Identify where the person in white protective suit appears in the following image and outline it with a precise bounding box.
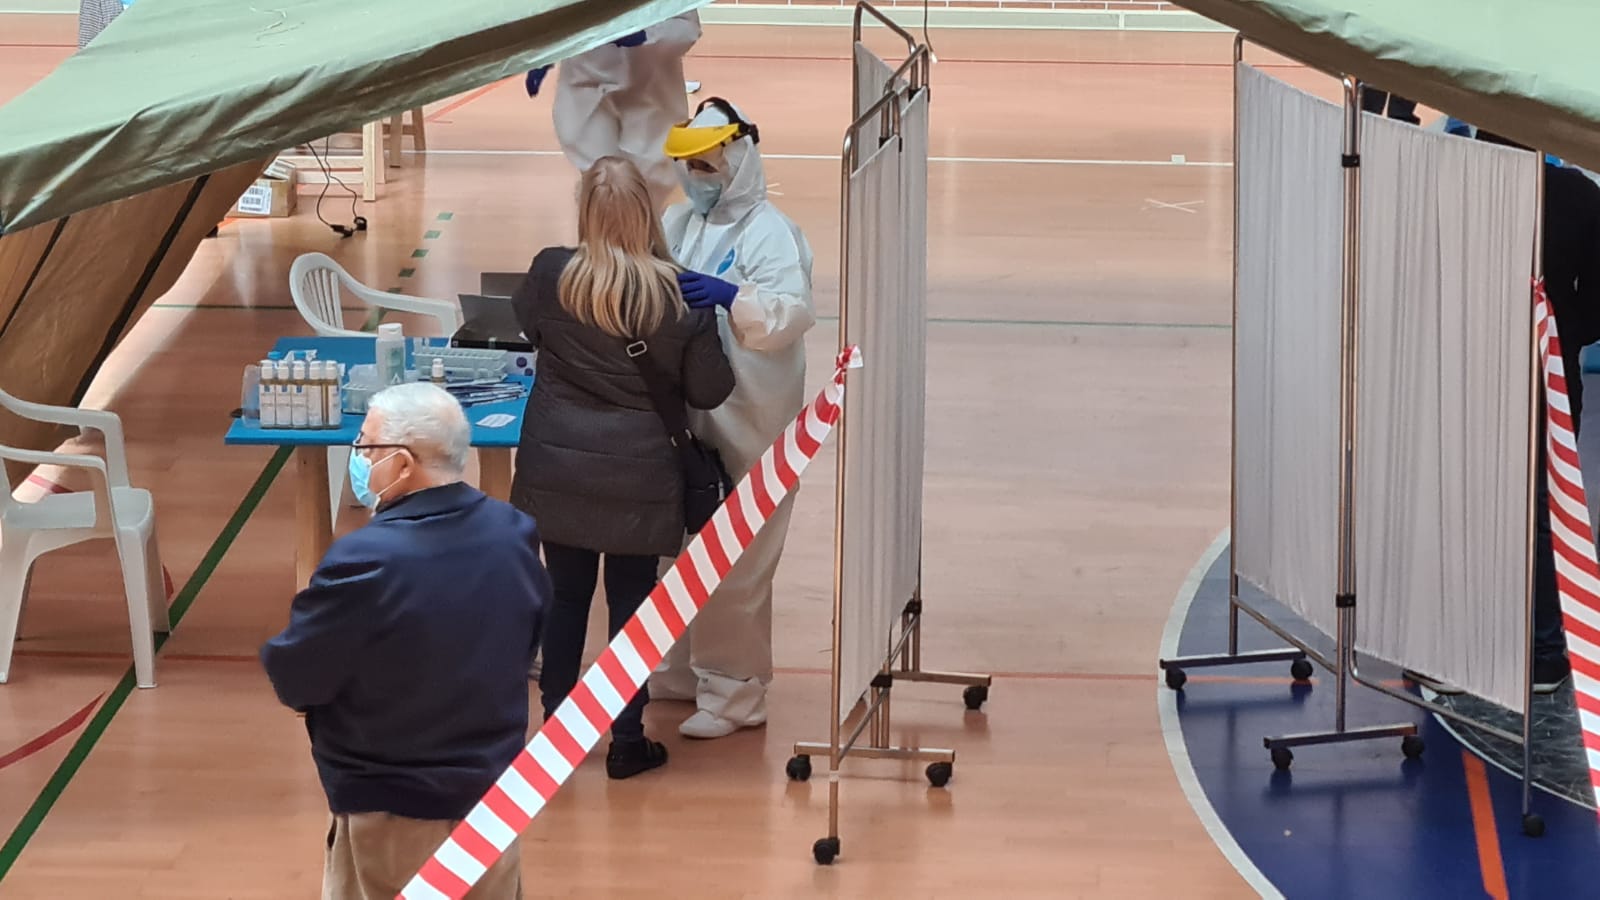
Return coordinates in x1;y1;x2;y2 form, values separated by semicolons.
525;12;701;212
650;98;817;739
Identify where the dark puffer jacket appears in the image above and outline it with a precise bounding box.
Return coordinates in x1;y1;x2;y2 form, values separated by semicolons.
510;247;734;557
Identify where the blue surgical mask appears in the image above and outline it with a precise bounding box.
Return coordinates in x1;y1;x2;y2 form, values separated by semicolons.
684;175;723;216
348;450;399;509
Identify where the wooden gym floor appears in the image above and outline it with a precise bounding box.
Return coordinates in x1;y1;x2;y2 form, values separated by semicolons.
0;17;1348;898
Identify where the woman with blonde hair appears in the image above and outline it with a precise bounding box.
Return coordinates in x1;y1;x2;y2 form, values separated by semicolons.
510;156;734;779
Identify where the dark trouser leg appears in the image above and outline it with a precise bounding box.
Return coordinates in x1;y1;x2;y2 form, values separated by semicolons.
1533;371;1581;665
602;553;662;743
1533;436;1567;664
539;542;600;721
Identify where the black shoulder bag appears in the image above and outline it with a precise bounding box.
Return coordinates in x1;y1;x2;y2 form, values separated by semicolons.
626;338;734;534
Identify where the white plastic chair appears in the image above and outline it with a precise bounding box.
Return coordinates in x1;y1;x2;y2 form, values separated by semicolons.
0;392;168;689
289;252;462;338
288;252;464;519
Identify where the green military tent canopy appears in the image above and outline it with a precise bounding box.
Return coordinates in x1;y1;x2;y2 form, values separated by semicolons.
0;0;705;233
0;0;703;460
1179;0;1600;171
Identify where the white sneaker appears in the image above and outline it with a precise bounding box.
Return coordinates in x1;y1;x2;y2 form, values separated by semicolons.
679;707;767;740
685;80;702;94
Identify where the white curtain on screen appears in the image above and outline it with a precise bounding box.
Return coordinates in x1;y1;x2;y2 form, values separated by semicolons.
1232;63;1345;640
836;76;930;716
1353;115;1538;712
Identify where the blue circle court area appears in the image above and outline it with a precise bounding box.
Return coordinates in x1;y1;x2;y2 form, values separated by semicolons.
1159;536;1600;900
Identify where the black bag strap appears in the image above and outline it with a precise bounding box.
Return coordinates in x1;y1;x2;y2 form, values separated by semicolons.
624;338;693;449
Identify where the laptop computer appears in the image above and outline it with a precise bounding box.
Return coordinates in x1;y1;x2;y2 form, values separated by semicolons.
453;293;533;352
479;272;526;299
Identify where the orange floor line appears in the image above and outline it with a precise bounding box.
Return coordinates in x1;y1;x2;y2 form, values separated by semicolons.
1463;751;1511;900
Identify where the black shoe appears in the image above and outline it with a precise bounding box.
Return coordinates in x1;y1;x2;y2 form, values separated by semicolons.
1534;656;1571;695
606;738;668;780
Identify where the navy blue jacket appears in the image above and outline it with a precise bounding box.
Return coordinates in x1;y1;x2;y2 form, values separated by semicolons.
260;482;549;821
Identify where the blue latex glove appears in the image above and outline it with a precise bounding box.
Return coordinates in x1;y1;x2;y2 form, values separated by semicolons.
525;66;551;97
677;270;739;310
613;30;647;48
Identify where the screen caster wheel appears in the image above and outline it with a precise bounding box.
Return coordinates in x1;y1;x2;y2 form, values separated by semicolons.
963;685;989;710
786;755;812;782
1271;747;1293;771
1165;667;1187;690
1401;735;1425;760
926;762;953;788
1290;658;1314;681
1523;814;1545;838
813;837;840;865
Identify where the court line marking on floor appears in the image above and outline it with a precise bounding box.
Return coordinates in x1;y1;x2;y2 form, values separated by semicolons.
1156;529;1285;900
691;52;1305;71
1463;751;1511;900
1144;198;1204;213
0;447;290;883
0;695;102;773
148;303;364;311
0;44;1307;73
408;148;1233;168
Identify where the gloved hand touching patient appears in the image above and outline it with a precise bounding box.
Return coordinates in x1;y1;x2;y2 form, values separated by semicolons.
677;271;739;311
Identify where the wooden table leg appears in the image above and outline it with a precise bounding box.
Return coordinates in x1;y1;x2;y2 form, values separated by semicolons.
478;448;513;501
295;447;334;588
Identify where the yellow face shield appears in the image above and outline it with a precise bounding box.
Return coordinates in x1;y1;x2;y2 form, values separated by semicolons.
664;123;741;160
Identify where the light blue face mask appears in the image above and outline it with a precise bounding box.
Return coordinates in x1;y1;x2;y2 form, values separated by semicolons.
348;449;400;509
684;174;724;216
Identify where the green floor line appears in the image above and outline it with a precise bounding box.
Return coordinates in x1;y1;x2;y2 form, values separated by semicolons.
0;446;291;883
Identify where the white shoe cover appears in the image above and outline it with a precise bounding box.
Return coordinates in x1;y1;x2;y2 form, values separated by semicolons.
679;705;767;739
678;673;767;739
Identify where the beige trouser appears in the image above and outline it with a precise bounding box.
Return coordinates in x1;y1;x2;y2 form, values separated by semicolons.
323;812;522;900
654;493;795;718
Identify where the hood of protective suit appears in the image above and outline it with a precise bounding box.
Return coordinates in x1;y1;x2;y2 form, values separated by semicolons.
675;101;768;226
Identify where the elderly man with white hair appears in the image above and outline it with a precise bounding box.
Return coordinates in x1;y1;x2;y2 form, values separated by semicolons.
262;383;550;900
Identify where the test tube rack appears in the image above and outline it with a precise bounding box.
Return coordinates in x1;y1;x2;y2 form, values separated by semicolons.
414;346;513;381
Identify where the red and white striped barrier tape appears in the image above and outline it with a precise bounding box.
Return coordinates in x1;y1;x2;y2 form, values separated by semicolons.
398;346;864;900
1534;280;1600;809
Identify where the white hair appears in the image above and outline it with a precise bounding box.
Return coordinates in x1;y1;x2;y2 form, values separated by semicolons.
366;382;470;476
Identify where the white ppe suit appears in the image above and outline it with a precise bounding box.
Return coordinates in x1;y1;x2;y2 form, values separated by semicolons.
551;12;701;211
652;105;817;737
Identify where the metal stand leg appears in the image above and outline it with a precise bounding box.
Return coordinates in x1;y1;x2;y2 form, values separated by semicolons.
1521;157;1549;839
1157;34;1310;693
1158;590;1314;691
1260;77;1418;769
893;595;994;709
